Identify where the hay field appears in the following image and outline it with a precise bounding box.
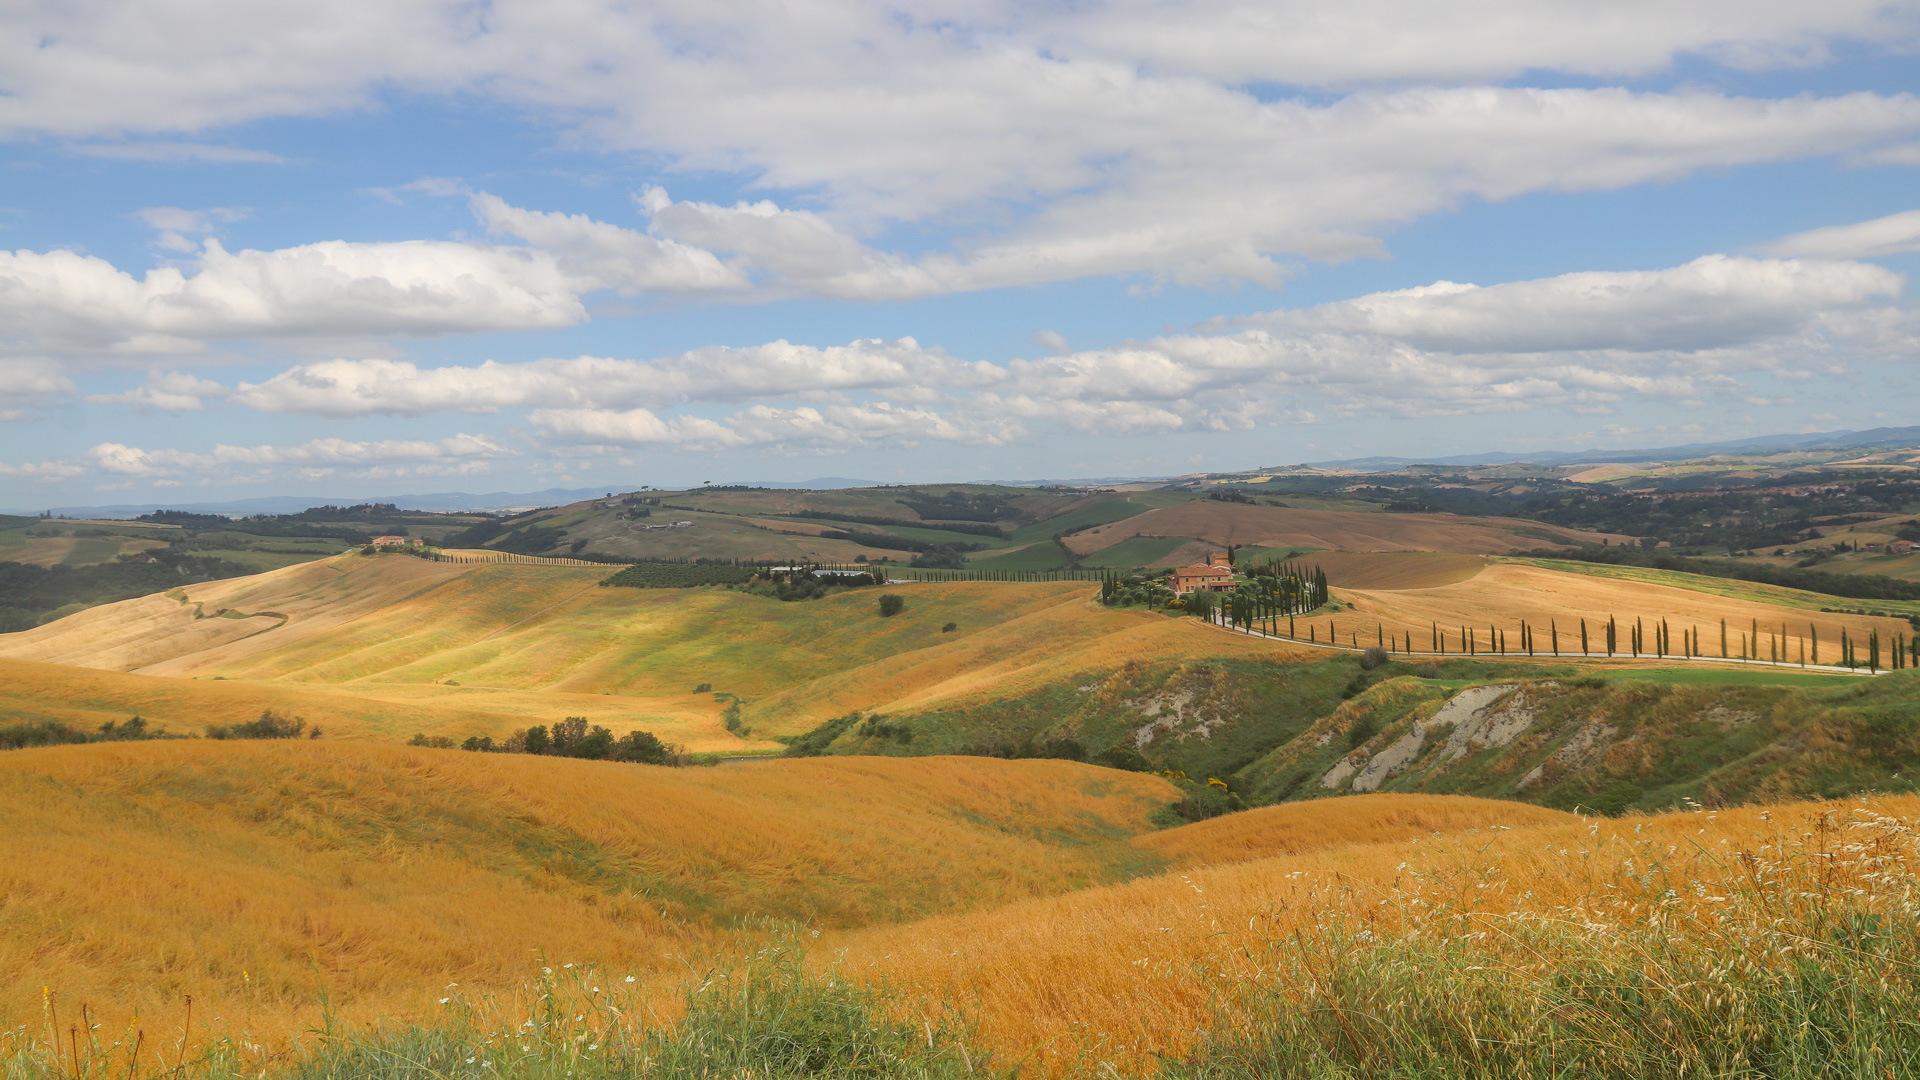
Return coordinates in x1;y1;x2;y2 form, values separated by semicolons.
831;793;1920;1074
0;742;1176;1039
1312;550;1489;589
1330;560;1909;660
1064;501;1626;557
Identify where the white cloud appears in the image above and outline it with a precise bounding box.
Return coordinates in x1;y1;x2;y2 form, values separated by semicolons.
0;239;587;353
1758;210;1920;259
136;205;250;253
156;253;1908;444
1242;255;1904;352
226;338;997;416
0;457;85;480
5;5;1920;301
87;433;511;478
85;370;230;411
0;358;78;419
529;401;1016;451
470;193;746;296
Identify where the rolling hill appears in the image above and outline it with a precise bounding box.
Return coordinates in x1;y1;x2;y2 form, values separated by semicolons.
0;552;1304;749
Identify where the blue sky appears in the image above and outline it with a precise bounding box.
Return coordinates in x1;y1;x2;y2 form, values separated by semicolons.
3;1;1920;509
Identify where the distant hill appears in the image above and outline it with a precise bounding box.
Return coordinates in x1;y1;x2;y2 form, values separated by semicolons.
1301;425;1920;471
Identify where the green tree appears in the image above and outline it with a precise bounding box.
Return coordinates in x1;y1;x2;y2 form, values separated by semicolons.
878;593;905;617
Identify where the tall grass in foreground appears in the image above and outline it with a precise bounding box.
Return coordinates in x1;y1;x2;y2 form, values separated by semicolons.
3;944;988;1080
1165;803;1920;1079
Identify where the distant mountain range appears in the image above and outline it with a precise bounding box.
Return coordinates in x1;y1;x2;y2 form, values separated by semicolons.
15;427;1919;518
1302;426;1920;471
14;478;886;519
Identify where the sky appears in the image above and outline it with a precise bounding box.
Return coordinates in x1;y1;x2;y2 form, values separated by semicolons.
3;1;1920;509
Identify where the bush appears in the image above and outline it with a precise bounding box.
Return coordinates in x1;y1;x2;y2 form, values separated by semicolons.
942;621;958;632
1414;661;1444;678
1359;645;1390;669
878;593;905;617
407;733;455;749
207;710;310;739
1346;713;1381;748
1091;745;1154;772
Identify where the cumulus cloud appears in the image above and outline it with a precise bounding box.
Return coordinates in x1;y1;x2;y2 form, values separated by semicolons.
0;239;587;353
133;252;1904;447
226;338;998;416
0;358;78;419
86;433;511;478
1758;210;1920;259
85;370;230;411
531;401;1018;451
1241;255;1904;352
5;5;1920;302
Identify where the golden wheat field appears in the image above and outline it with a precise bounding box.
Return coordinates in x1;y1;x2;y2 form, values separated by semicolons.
15;733;1909;1078
830;793;1920;1073
0;742;1176;1039
1326;560;1908;660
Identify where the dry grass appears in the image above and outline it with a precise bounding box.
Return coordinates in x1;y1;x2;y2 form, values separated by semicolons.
1333;559;1909;659
1308;551;1489;590
1065;503;1626;557
829;792;1920;1075
1133;793;1572;869
0;742;1175;1044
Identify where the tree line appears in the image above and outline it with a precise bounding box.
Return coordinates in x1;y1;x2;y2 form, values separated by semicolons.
416;716;683;765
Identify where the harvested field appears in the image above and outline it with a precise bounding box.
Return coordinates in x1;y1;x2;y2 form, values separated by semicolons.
1065;501;1627;557
1328;560;1909;659
1311;550;1488;589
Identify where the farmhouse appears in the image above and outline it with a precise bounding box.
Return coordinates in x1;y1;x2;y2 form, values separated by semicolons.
1168;552;1235;595
371;535;419;547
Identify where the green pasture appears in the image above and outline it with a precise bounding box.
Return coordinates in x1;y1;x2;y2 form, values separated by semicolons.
969;541;1071;571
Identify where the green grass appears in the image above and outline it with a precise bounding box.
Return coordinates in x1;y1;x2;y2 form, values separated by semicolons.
1004;493;1174;545
0;530;23;550
968;541;1071;571
1519;556;1920;616
56;538;121;566
1602;666;1867;687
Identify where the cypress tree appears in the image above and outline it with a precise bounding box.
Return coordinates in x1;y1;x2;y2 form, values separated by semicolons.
1810;624;1818;665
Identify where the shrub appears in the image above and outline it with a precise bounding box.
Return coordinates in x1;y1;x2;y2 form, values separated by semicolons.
407;733;456;749
1414;661;1444;678
1091;745;1153;772
207;710;309;739
1359;645;1390;669
942;621;958;632
694;682;713;692
615;728;676;764
460;735;495;752
1346;713;1381;748
878;593;905;617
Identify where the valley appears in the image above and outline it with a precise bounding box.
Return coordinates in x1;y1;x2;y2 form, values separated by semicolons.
9;450;1920;1077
